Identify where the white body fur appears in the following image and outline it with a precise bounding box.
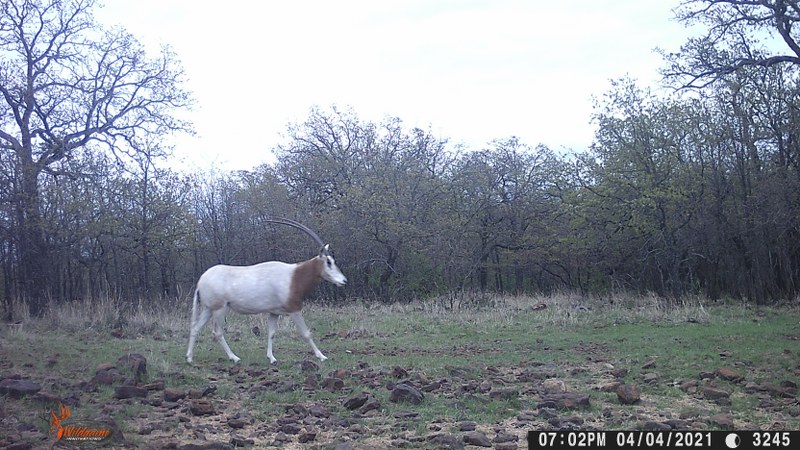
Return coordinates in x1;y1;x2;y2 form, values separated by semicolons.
186;244;346;364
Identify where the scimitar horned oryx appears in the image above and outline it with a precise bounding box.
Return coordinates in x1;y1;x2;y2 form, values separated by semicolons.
186;218;346;364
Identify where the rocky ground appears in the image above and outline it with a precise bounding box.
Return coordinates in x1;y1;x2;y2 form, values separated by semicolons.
1;342;798;449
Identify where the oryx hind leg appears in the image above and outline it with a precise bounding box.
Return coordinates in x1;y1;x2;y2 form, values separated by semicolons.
211;307;240;363
186;306;212;364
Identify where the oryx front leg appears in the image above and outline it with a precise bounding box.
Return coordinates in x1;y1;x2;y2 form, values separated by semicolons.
212;308;240;363
266;313;279;364
289;312;327;362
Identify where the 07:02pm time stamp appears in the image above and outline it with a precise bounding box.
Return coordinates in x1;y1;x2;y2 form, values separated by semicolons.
528;431;798;450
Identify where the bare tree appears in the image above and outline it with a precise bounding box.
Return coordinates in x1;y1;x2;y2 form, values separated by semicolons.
663;0;800;88
0;0;193;314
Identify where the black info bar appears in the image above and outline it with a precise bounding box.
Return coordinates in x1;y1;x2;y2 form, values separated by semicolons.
528;431;798;450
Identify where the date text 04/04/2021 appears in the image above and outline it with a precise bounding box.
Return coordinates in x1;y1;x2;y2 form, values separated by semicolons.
528;431;798;450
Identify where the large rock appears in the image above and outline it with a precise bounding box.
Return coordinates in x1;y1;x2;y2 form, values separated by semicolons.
390;383;424;404
113;385;148;399
343;392;370;410
164;388;186;402
616;384;641;404
703;386;731;400
537;393;590;410
117;353;147;383
322;377;344;392
91;366;123;386
542;378;567;394
716;367;744;382
0;379;41;399
463;431;492;447
189;399;215;416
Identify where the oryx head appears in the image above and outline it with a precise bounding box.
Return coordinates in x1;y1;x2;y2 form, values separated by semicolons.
266;218;347;286
318;243;347;286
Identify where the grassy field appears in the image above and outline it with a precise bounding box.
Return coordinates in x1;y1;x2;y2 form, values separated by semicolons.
1;293;799;449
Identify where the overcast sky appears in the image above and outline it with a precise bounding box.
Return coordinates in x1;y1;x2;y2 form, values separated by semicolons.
95;0;693;171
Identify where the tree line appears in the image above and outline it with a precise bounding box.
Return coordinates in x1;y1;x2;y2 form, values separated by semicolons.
2;0;800;317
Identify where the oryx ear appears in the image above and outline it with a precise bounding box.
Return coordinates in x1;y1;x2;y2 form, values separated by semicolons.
319;244;330;257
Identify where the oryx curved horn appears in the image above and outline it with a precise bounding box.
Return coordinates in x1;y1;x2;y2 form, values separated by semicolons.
265;218;325;249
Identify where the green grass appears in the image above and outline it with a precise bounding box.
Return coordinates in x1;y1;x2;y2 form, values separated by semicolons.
1;293;799;448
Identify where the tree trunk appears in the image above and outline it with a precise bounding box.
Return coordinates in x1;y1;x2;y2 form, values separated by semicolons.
16;159;50;315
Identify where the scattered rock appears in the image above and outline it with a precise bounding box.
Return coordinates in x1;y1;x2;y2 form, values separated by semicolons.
309;404;330;418
537;393;590;410
272;432;290;445
299;359;319;372
542;378;567;394
598;381;622;392
716;367;744;382
494;443;518;450
427;433;464;449
331;368;350;379
391;366;409;378
230;434;255;447
616;384;640;404
279;422;302;434
360;398;381;415
642;372;659;383
393;410;419;419
96;362;115;372
303;374;319;389
489;388;518;400
189;399;215;416
708;414;735;430
298;431;317;443
549;416;584;429
187;388;204;399
493;431;519;443
390;383;424;404
703;386;731;400
679;379;699;393
0;379;41;399
142;380;164;391
343;392;370;410
641;359;657;369
463;431;492;447
665;419;690;430
611;368;629;378
422;380;444;392
113;385;148;399
164;388;186;402
322;377;344;392
640;421;672;431
459;421;477;431
227;418;247;429
391;438;412;447
699;370;716;380
91;366;123;386
117;353;147;383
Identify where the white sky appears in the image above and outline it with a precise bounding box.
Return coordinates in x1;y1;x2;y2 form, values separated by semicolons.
95;0;692;171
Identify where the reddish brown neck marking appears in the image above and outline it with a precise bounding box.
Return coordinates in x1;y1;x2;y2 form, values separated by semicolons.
286;257;323;313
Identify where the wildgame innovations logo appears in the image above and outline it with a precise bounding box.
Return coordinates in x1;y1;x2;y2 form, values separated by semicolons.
49;402;113;444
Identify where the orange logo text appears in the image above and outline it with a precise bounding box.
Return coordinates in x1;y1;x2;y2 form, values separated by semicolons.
50;403;112;442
